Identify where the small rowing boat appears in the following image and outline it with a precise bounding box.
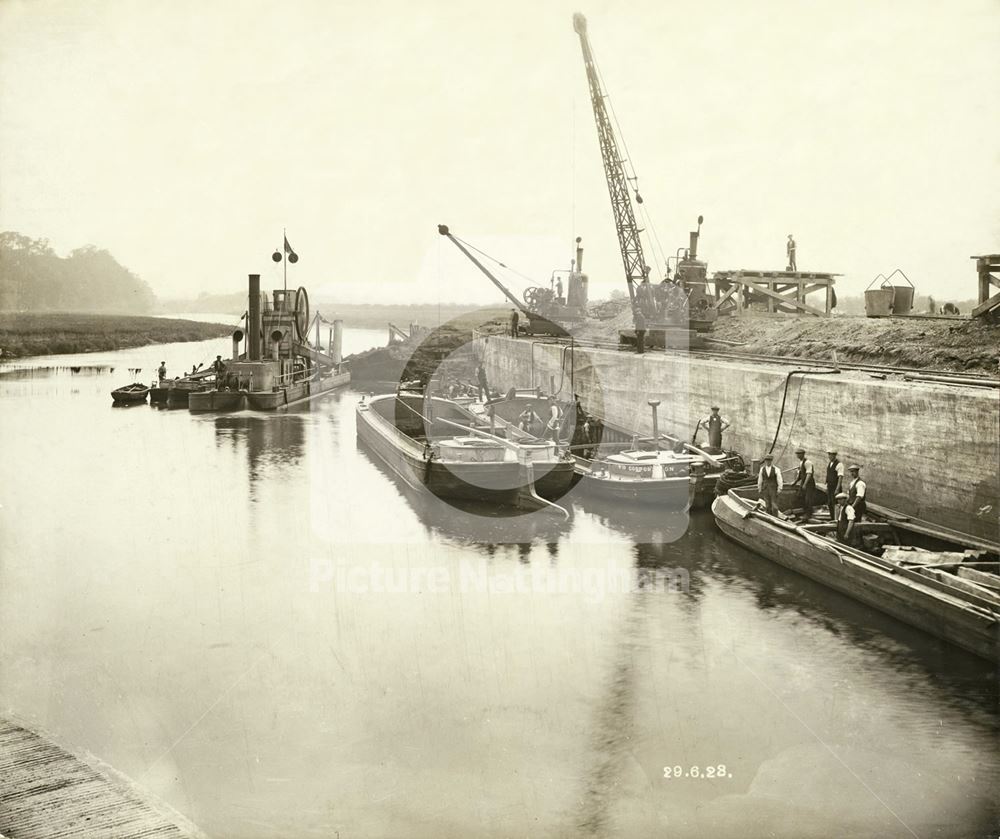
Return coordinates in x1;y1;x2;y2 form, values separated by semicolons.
110;383;149;405
713;485;1000;661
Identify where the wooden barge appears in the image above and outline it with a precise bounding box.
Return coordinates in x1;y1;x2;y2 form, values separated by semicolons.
356;392;573;511
713;486;1000;661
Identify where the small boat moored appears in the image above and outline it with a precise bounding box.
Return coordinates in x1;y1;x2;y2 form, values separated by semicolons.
712;485;1000;662
110;383;150;405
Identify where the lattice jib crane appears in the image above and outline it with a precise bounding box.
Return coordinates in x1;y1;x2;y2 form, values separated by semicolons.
572;12;647;306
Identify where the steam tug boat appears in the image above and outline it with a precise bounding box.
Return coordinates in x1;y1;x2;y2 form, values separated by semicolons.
190;274;350;412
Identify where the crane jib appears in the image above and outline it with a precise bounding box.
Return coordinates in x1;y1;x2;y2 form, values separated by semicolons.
574;13;647;303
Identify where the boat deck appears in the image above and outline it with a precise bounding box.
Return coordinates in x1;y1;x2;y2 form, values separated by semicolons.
0;718;204;839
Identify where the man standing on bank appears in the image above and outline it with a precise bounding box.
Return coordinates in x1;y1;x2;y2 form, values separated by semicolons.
757;453;783;515
634;308;647;355
846;464;867;521
786;234;797;271
697;406;730;449
790;447;816;520
509;309;519;338
825;449;845;520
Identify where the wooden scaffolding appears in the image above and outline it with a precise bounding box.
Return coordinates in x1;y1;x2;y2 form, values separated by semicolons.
971;255;1000;320
712;270;839;317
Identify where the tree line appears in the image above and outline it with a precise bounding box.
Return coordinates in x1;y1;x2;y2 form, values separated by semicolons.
0;232;155;313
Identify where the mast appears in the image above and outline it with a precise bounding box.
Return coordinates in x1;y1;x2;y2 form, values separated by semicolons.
573;12;646;304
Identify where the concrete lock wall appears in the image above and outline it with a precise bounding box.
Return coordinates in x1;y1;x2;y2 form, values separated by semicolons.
477;335;999;542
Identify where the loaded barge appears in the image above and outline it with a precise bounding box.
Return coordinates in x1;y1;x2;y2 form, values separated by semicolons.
356;390;573;514
190;274;349;412
713;486;1000;661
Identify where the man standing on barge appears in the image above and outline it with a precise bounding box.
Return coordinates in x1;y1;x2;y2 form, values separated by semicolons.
757;453;783;515
697;406;730;449
790;447;816;520
847;465;867;520
825;449;845;519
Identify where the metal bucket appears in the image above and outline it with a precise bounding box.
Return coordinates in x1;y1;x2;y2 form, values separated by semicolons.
864;288;895;317
889;285;914;315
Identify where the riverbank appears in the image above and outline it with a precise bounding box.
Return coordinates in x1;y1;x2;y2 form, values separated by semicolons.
0;313;232;359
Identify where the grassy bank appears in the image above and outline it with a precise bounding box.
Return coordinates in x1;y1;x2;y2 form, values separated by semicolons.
0;312;233;359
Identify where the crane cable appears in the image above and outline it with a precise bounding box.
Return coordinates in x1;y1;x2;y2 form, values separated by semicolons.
591;43;669;275
450;234;542;289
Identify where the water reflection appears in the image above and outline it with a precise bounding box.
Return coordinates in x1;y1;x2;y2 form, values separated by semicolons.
356;439;572;549
0;340;996;839
214;414;307;491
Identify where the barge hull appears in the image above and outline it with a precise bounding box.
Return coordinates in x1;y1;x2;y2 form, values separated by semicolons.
712;493;999;661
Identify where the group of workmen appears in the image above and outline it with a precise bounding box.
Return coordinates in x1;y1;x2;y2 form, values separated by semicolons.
156;355;230;385
757;447;868;542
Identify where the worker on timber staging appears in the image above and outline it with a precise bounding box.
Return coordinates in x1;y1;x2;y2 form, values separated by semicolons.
790;448;816;520
786;234;797;271
509;309;519;337
517;406;542;435
697;406;730;450
846;465;867;521
825;449;845;520
757;453;783;515
157;361;167;382
835;491;856;545
633;308;647;355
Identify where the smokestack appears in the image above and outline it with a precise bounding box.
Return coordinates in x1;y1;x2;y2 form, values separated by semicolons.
575;236;584;272
648;399;661;440
248;274;261;361
231;328;244;361
688;231;699;261
332;320;343;365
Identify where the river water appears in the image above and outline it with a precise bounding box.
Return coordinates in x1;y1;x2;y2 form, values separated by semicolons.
0;326;997;839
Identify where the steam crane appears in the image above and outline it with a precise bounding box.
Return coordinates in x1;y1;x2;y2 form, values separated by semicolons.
573;13;717;343
438;224;588;336
572;12;645;307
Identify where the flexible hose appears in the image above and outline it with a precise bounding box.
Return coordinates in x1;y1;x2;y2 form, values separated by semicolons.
768;368;840;455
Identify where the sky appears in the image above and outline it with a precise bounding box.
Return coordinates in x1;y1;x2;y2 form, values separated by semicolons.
1;0;998;306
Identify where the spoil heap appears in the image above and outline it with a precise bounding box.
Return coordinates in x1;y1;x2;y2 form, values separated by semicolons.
575;298;1000;374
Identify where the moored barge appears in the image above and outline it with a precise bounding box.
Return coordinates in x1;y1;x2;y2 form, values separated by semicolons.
713;486;1000;661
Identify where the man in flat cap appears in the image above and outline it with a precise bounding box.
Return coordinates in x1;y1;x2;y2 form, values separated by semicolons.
757;453;783;515
825;449;845;520
696;405;730;451
790;447;816;520
846;464;867;521
835;491;857;545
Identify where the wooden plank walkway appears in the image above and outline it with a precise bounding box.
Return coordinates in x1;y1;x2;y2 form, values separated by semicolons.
0;718;205;839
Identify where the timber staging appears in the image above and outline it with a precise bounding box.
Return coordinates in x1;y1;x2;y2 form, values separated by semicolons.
0;717;205;839
477;334;1000;543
